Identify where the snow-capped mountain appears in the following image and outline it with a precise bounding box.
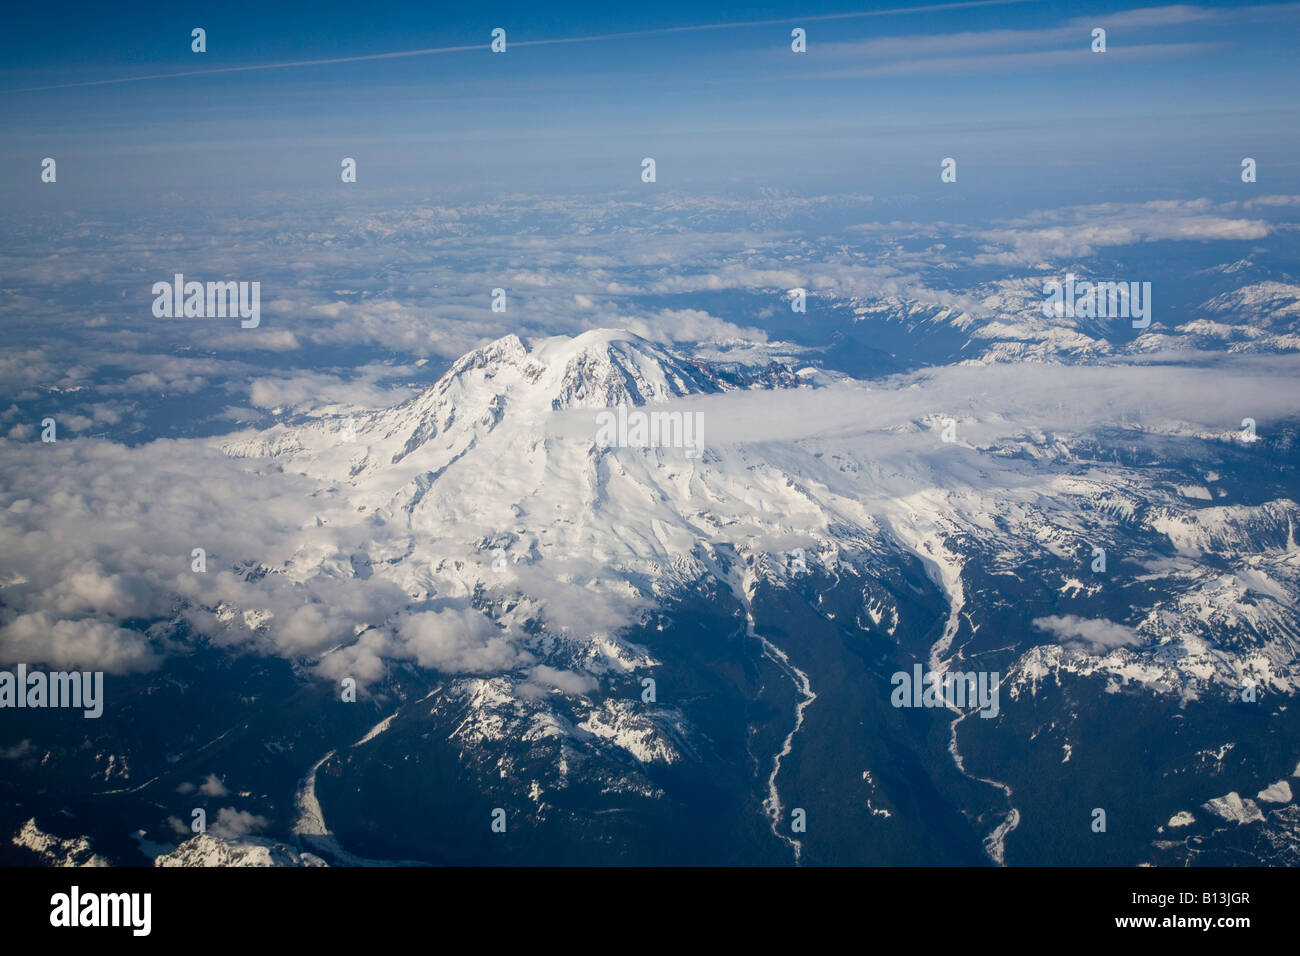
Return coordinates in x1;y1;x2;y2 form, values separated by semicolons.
826;268;1300;367
154;834;327;867
191;329;1300;865
5;322;1298;867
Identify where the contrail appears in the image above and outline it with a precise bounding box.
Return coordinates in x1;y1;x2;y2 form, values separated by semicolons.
5;44;485;93
5;0;1036;94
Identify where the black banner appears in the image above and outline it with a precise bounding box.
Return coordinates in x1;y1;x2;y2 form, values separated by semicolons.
0;865;1281;942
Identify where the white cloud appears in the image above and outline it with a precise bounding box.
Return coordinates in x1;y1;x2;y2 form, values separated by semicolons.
623;308;767;344
1033;615;1143;652
0;611;159;674
819;43;1221;79
393;606;533;674
208;808;268;840
524;664;599;697
974;199;1271;262
198;774;229;797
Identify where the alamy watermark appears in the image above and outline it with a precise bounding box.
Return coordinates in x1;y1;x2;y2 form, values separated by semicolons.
152;274;260;328
595;405;704;459
891;664;999;718
0;665;103;718
50;886;150;936
1042;273;1151;329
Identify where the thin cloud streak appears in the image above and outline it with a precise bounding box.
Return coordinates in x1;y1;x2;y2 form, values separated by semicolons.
815;41;1224;78
4;0;1037;94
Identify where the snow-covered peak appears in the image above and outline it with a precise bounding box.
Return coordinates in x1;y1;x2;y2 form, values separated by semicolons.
525;328;723;410
154;833;327;867
214;331;1300;724
223;330;728;482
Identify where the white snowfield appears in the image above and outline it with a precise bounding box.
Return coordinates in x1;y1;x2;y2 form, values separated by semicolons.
1201;791;1266;825
214;329;1300;859
4;328;1297;866
845;279;1300;360
12;818;109;867
219;330;1300;706
154;833;327;867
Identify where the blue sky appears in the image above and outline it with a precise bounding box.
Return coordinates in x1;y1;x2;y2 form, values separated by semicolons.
1;0;1298;207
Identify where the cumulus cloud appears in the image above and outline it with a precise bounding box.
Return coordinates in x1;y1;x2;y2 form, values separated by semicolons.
523;665;599;697
0;435;405;675
0;611;159;673
623;308;767;345
208;808;268;840
393;606;532;674
247;369;419;412
1244;194;1300;208
0;740;33;760
975;200;1271;262
198;774;229;797
1033;615;1143;652
315;628;392;688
